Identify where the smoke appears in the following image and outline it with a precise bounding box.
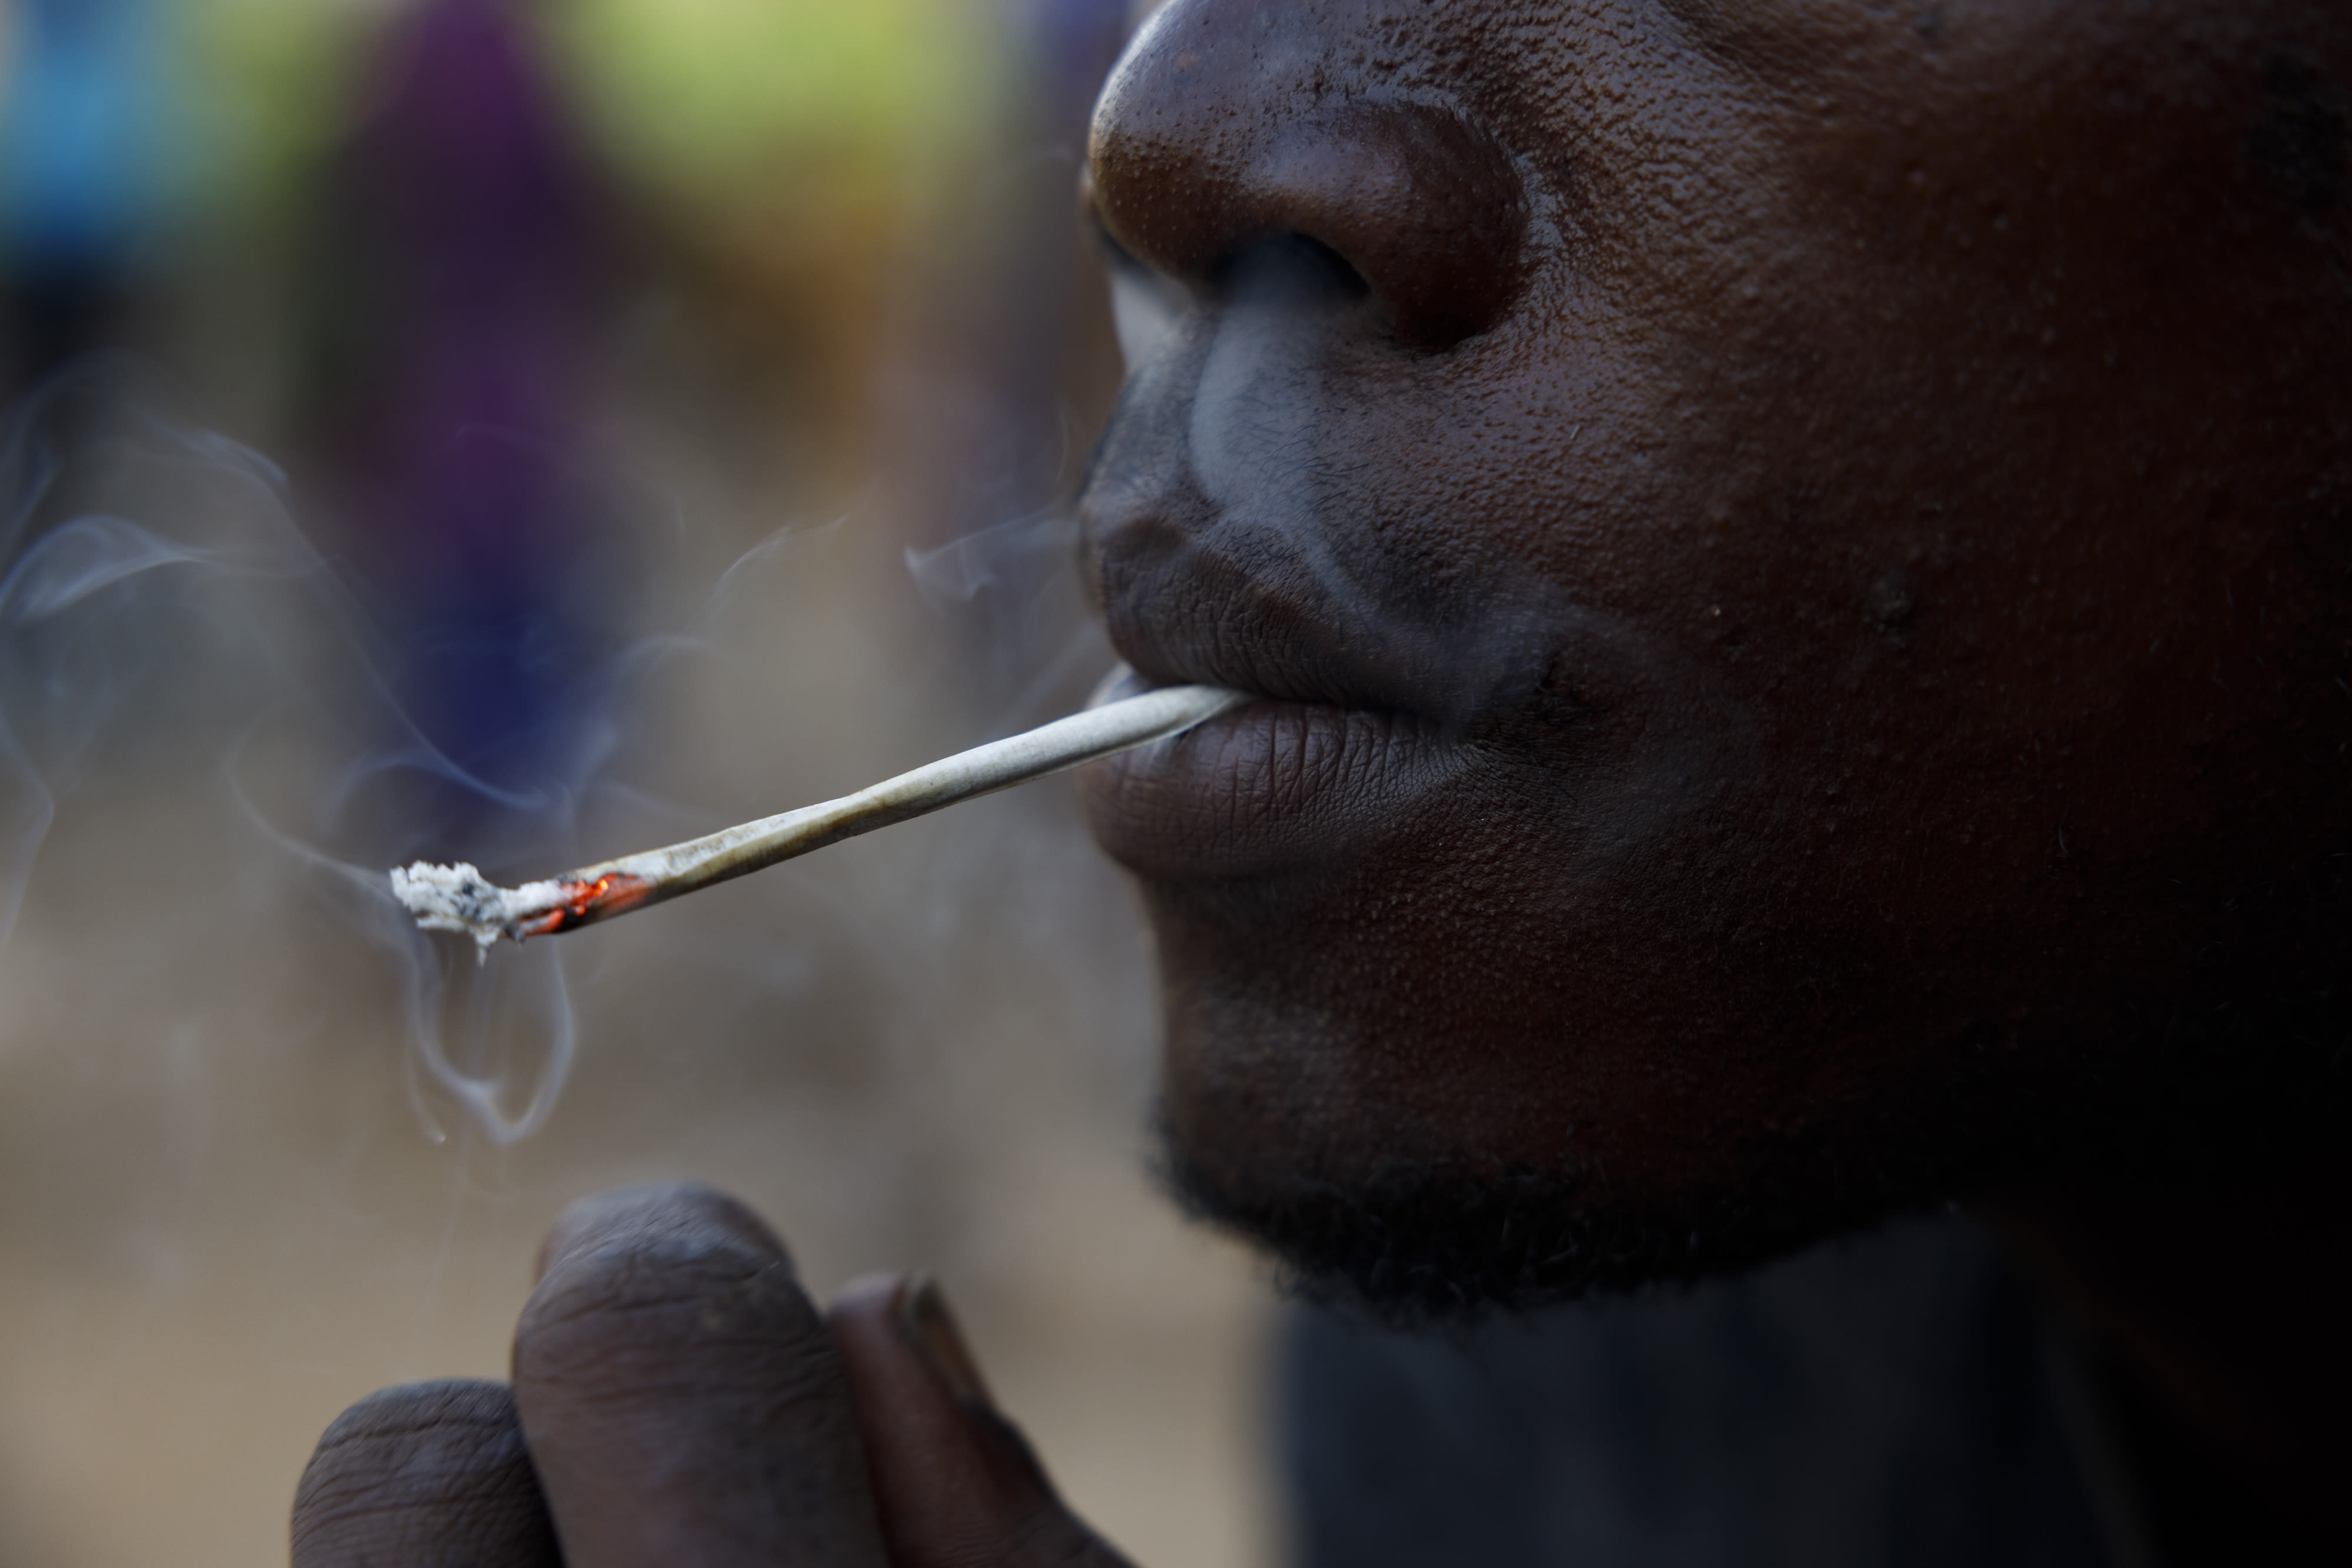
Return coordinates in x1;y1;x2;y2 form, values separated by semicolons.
0;360;597;1143
901;503;1130;731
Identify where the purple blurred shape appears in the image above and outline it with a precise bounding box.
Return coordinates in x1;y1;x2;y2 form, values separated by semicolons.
319;0;628;826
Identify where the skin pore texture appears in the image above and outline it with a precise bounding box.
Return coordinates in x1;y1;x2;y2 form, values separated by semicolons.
1074;0;2352;1319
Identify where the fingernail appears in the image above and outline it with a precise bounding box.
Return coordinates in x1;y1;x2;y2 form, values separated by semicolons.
898;1274;992;1407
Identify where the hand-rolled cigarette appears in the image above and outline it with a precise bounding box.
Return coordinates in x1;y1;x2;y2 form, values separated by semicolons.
391;680;1250;951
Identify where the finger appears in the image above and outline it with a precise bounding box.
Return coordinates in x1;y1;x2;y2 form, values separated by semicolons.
292;1378;559;1568
511;1181;888;1568
830;1273;1134;1568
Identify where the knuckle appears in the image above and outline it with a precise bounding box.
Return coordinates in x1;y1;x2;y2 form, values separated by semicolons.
542;1181;786;1271
522;1231;819;1347
515;1202;844;1418
292;1380;555;1566
304;1378;525;1480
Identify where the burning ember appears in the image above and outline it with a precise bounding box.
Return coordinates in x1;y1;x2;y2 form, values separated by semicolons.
392;680;1248;950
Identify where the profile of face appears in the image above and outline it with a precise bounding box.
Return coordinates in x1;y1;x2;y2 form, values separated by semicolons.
1074;0;2352;1314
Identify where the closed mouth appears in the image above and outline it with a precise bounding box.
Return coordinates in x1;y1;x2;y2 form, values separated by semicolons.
1077;672;1466;881
1076;511;1499;878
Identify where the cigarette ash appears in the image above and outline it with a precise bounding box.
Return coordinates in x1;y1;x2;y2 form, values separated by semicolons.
389;862;567;950
391;862;650;950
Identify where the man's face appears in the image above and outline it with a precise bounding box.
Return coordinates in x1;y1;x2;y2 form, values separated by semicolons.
1075;0;2352;1310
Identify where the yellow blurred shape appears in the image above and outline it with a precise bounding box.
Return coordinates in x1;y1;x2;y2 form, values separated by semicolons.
549;0;1008;201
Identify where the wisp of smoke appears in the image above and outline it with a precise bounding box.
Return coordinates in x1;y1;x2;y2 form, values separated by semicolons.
0;359;599;1143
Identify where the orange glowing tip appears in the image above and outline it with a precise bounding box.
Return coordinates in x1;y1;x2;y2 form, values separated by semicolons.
389;678;1252;952
512;872;654;938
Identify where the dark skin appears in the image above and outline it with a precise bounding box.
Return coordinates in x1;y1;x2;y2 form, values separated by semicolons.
296;1;2352;1559
292;1183;1130;1566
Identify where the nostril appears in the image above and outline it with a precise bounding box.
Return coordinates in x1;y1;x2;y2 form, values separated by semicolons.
1092;227;1371;375
1206;233;1371;305
1252;103;1529;349
1090;90;1529;352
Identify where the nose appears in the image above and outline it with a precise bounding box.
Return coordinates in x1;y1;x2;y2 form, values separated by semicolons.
1086;1;1529;351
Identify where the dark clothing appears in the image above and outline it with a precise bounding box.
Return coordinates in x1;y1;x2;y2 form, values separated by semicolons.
1280;1216;2126;1568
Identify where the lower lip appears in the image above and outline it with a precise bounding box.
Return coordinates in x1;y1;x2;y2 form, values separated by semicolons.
1076;696;1465;881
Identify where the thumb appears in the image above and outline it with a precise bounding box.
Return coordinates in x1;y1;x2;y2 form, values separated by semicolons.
829;1275;1135;1568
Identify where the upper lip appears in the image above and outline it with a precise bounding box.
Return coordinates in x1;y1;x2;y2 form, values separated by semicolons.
1085;498;1474;723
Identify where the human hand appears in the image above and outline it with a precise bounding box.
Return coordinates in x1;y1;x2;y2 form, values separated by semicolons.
290;1182;1135;1567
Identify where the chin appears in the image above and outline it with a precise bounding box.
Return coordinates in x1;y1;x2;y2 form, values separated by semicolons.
1150;1091;1879;1328
1132;886;1911;1326
1135;847;2352;1326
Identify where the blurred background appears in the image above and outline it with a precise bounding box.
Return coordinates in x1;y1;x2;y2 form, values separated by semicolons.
0;1;1277;1563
